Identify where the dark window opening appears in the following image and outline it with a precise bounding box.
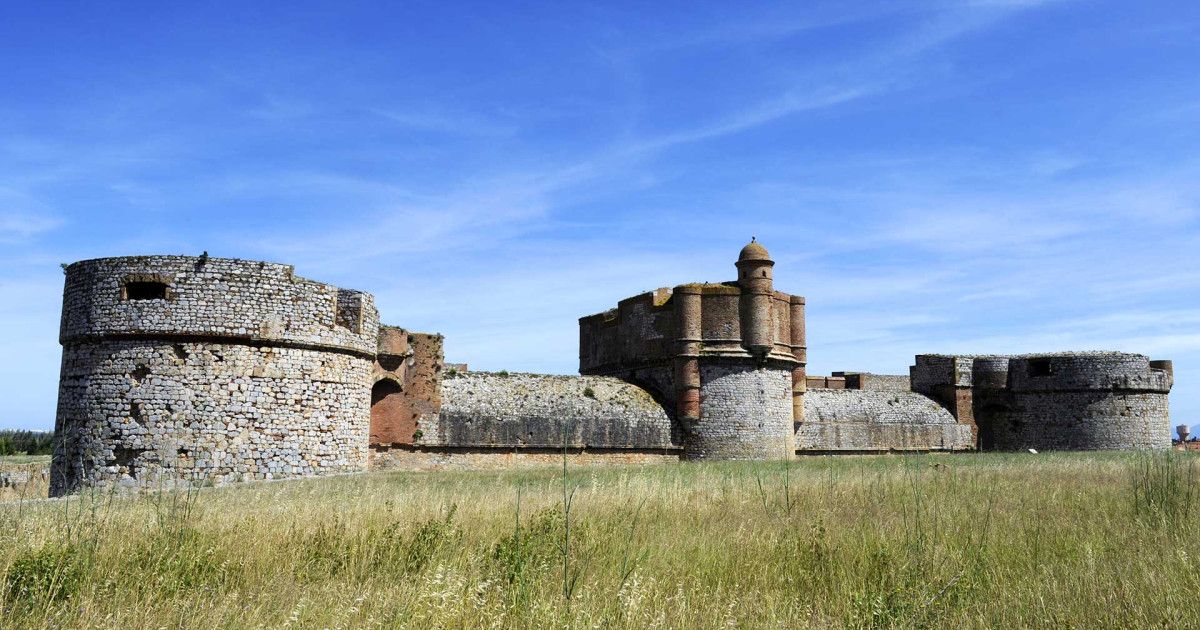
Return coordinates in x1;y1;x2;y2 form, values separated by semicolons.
131;365;151;384
125;281;168;300
1028;359;1053;377
111;447;145;478
761;270;767;277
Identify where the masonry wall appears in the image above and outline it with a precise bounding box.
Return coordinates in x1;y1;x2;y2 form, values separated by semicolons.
845;373;911;392
993;392;1169;450
52;256;379;496
420;372;679;450
912;352;1173;452
686;364;794;460
59;256;379;353
54;341;372;493
578;289;675;373
370;448;679;471
806;373;911;392
371;327;443;446
798;390;974;451
991;353;1171;450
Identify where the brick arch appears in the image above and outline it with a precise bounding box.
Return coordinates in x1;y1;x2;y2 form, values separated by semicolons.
370;378;414;446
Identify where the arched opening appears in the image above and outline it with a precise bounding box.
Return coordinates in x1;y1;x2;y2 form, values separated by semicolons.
370;379;416;446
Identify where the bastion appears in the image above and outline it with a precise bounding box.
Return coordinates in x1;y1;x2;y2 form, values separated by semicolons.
51;255;382;496
911;352;1173;450
580;240;805;460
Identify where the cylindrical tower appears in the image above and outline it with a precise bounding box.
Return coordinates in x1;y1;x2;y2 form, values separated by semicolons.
672;285;702;421
789;295;806;423
685;240;794;460
735;238;775;360
51;255;380;496
995;352;1172;450
689;360;795;460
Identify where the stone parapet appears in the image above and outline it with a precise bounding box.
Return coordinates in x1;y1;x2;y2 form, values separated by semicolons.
60;256;379;356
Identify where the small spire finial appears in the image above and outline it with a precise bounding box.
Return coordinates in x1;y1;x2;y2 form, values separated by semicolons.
751;236;756;242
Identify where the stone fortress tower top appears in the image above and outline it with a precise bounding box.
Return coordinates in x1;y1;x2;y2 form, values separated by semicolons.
733;237;777;361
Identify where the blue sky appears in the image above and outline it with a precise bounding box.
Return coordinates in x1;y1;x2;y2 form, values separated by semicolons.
2;1;1198;431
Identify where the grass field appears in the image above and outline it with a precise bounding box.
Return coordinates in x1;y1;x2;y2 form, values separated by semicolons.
1;452;1197;628
0;455;49;504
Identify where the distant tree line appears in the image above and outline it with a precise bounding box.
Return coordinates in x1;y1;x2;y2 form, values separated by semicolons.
0;430;54;456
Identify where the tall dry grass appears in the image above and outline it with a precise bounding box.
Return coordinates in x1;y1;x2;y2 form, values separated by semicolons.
1;451;1197;628
0;456;49;504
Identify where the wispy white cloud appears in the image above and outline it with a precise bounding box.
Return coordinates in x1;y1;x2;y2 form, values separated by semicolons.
625;87;878;155
367;107;517;137
0;190;62;243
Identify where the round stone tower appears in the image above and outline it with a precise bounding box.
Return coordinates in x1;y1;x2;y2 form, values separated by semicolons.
991;352;1172;450
51;255;379;496
688;239;794;460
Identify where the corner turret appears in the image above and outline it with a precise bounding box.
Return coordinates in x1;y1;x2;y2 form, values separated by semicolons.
735;238;775;360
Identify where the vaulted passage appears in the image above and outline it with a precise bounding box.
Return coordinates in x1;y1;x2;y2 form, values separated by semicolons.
370;379;415;446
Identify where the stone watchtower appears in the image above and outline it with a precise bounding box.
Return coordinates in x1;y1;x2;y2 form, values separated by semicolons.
51;255;380;496
579;240;806;460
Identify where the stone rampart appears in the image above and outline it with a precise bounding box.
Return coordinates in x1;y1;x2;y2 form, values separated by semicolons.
798;390;974;451
426;372;679;450
912;352;1173;451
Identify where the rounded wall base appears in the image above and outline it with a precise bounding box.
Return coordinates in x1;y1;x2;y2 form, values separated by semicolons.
986;391;1170;451
684;363;794;460
51;340;371;496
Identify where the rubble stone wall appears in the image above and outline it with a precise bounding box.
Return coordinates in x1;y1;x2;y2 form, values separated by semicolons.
59;256;379;354
686;364;794;460
370;448;679;471
913;352;1173;451
425;372;679;450
798;390;974;451
993;353;1172;450
996;391;1169;450
51;256;379;496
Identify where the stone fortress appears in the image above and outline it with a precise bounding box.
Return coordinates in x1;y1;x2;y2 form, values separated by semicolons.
49;242;1175;495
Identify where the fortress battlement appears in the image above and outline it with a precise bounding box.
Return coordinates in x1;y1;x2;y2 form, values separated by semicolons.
60;255;378;355
911;352;1173;451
